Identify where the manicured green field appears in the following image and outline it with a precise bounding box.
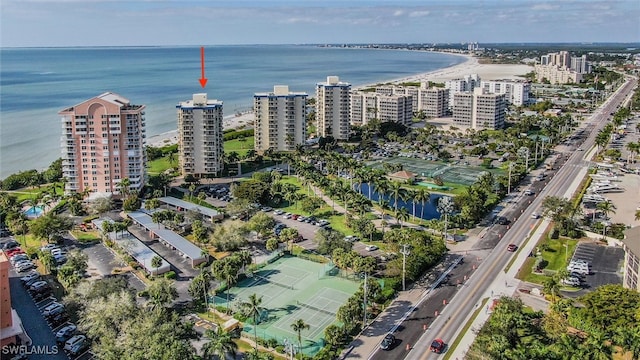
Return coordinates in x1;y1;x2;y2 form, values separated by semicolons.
224;136;254;157
147;156;175;175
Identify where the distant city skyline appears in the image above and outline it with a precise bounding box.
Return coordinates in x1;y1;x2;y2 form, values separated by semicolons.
1;0;639;47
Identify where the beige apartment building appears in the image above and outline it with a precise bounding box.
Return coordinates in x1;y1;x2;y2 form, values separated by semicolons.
254;85;307;154
453;88;505;130
59;92;146;196
316;76;351;140
376;84;449;118
177;93;224;178
350;91;413;127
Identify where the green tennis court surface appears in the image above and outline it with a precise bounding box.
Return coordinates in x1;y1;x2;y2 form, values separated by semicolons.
214;255;361;356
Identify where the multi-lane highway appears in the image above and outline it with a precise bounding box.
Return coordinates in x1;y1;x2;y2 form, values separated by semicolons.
383;77;638;360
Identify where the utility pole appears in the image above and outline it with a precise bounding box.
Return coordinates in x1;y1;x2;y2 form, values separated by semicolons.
363;272;368;327
507;162;514;194
401;244;411;291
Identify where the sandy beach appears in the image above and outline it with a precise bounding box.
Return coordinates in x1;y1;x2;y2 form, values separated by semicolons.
147;54;532;148
380;53;532;86
146;111;255;148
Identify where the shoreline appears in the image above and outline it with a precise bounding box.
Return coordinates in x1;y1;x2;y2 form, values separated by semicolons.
147;54;532;148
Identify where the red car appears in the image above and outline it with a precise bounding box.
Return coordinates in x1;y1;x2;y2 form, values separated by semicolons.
507;244;518;252
5;248;24;257
430;338;446;353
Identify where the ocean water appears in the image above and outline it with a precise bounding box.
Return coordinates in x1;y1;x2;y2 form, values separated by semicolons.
0;45;464;178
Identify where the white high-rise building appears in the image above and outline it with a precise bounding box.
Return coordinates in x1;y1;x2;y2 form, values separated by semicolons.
445;74;480;109
254;85;307;154
59;92;146;196
452;88;505;130
177;93;224;178
570;55;590;74
316;76;351;140
350;91;413;127
480;80;531;106
419;87;450;118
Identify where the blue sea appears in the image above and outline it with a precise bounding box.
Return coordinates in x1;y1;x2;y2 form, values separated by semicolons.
0;45;464;178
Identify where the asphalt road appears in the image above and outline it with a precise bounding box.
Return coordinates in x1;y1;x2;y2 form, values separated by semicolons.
400;77;638;360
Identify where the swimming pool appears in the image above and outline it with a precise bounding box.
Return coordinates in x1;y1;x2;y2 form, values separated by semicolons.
23;205;45;218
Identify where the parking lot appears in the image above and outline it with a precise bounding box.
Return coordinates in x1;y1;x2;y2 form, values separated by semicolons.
563;242;624;297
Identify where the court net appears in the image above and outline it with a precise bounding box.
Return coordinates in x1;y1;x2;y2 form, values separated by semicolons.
254;274;293;290
297;301;336;316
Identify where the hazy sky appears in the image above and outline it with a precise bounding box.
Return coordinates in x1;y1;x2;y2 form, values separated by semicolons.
1;0;639;47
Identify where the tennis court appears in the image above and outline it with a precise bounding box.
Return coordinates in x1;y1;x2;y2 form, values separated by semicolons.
213;255;360;356
368;157;503;186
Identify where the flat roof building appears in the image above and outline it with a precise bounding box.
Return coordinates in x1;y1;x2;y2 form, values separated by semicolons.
59;92;146;196
177;93;224;177
254;86;307;154
622;227;640;291
453;88;505;130
316;76;351;140
350;91;413;127
0;252;28;348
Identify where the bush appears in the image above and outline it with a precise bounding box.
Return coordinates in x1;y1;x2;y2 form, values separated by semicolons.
82;215;99;223
215;305;228;313
233;313;248;322
164;271;177;279
223;129;254;141
128;261;140;269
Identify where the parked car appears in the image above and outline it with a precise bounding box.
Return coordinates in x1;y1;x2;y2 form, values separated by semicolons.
42;302;64;317
274;209;284;215
32;289;52;302
55;324;77;344
48;312;69;327
64;335;87;352
50;248;66;257
29;281;50;294
16;261;35;272
54;254;68;265
567;265;589;275
261;206;273;212
2;240;19;250
6;248;24;257
365;245;378;251
67;337;89;356
380;333;395;350
283;213;292;219
297;216;306;222
344;235;359;242
10;254;29;265
40;244;59;252
561;278;581;287
430;338;446;353
24;275;43;287
20;272;40;284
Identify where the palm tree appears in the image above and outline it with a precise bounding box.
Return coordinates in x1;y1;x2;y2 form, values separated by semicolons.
117;177;131;197
241;293;264;351
388;181;407;212
201;326;238;360
635;209;640;221
395;208;410;228
291;318;310;355
596;200;616;221
543;276;560;303
414;188;431;221
437;196;455;240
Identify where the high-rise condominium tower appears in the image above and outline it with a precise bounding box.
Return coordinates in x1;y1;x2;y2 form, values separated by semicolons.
59;92;146;196
254;85;307;154
316;76;351;140
177;93;224;177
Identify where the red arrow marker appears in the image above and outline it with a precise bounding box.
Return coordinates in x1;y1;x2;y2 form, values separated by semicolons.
199;46;208;88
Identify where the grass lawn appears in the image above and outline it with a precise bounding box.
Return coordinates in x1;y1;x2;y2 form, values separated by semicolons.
69;230;101;243
517;236;579;284
224;136;254;157
18;233;46;251
147;156;176;175
6;183;65;203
